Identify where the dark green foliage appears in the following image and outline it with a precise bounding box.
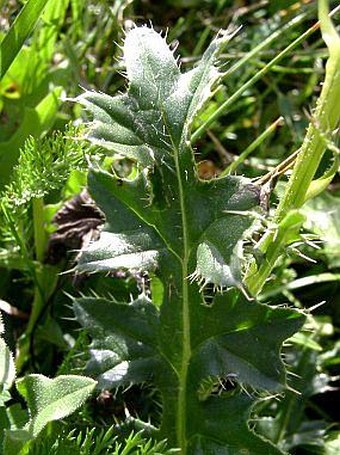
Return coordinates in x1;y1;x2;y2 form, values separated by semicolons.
74;26;306;454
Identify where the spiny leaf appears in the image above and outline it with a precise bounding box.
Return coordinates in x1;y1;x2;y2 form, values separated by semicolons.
73;295;159;389
74;289;303;392
75;26;305;454
77;25;231;168
187;395;284;455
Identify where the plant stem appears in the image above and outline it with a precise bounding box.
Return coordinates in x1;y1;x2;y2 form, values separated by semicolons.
32;197;46;263
246;0;340;296
26;197;47;333
275;0;340;221
260;272;340;300
222;10;308;80
222;116;284;175
0;202;44;304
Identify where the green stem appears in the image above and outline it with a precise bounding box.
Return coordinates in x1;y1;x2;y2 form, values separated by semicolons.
26;197;47;333
32;197;46;263
191;12;310;143
193;27;211;57
222;10;308;80
276;0;340;220
0;202;43;305
246;0;340;296
0;200;47;370
260;272;340;300
222;116;283;175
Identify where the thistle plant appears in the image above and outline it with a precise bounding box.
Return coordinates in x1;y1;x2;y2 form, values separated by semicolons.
73;24;306;454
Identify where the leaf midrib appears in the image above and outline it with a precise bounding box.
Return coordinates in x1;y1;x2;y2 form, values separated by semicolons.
170;139;191;454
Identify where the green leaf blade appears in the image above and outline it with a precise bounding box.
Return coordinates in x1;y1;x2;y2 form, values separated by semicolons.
74;295;159;348
16;374;96;437
73;295;160;389
0;0;50;80
124;27;180;109
165;31;231;144
190;293;305;392
76;25;305;454
187;395;285;455
76;230;160;273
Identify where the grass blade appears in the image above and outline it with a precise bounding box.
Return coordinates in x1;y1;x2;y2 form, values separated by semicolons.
0;0;50;80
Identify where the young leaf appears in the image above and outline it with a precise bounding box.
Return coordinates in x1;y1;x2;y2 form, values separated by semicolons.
16;374;97;438
3;374;97;454
75;26;305;454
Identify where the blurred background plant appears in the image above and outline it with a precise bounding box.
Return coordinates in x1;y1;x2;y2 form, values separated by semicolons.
0;0;339;453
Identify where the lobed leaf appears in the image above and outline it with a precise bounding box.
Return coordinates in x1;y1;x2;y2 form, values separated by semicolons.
73;295;160;389
75;26;305;454
187;395;284;455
